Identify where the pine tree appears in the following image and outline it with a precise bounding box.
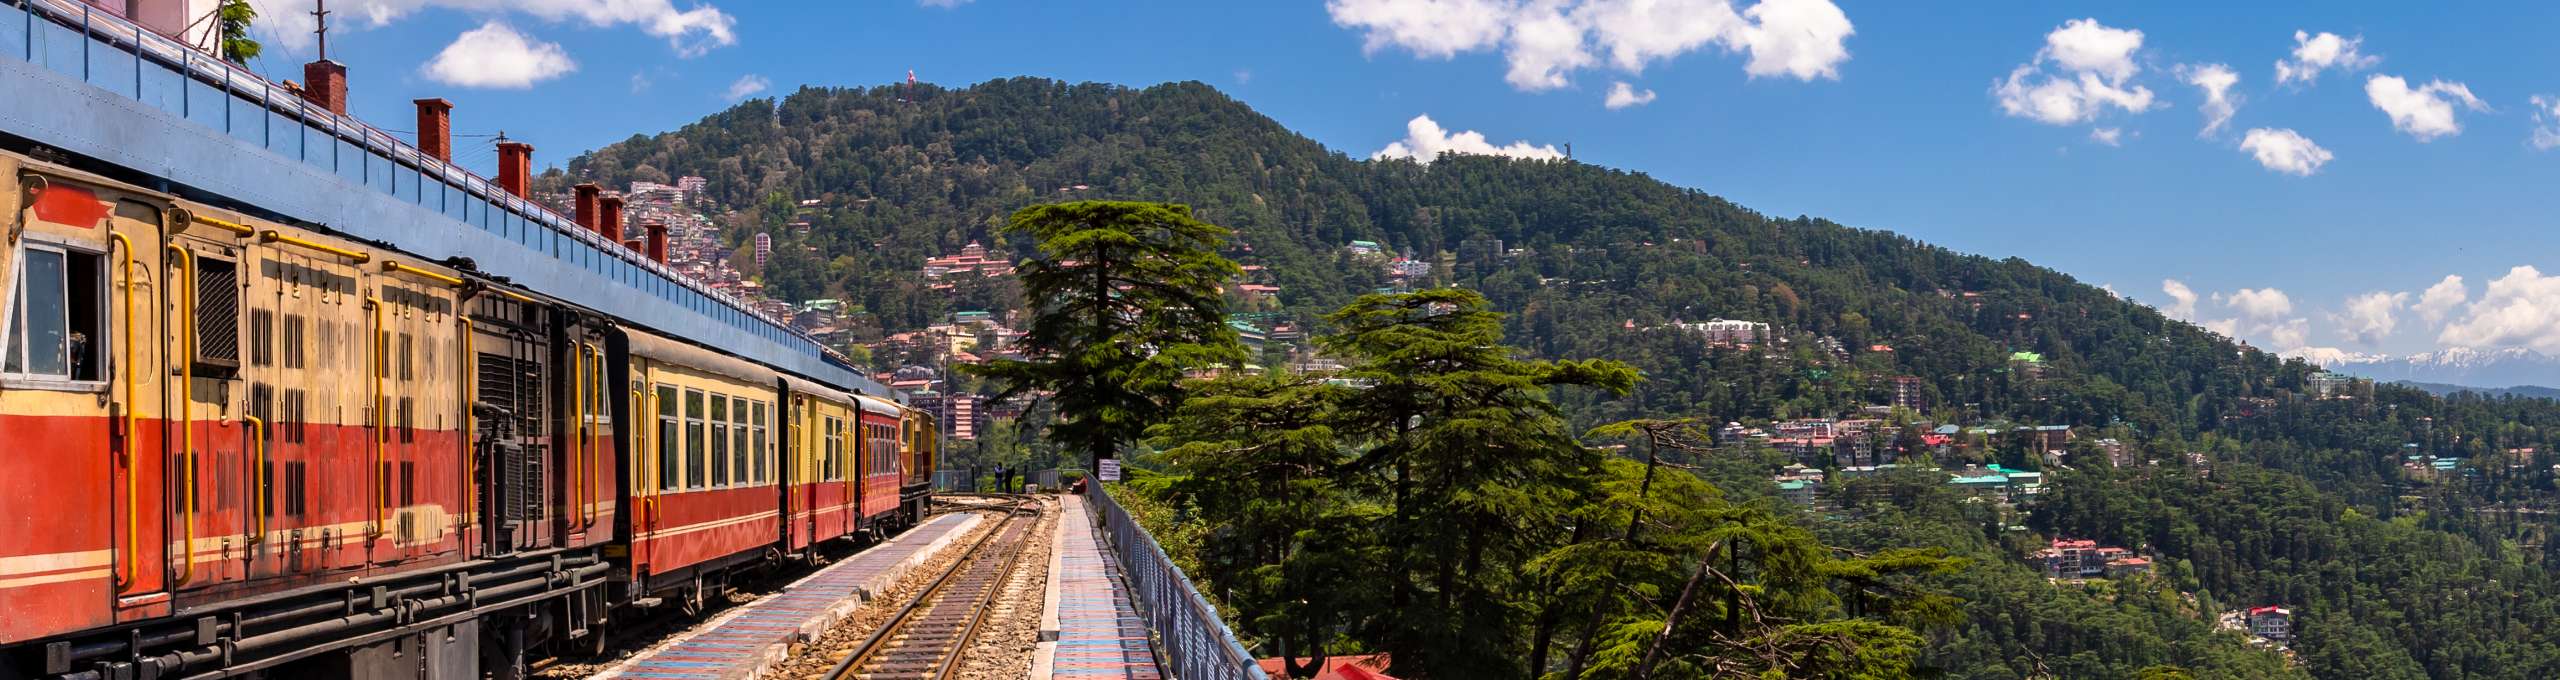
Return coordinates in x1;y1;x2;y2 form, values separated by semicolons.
1320;288;1637;676
1147;372;1379;677
967;201;1243;471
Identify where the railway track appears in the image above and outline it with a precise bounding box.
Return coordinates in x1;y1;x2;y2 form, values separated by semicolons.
821;498;1041;680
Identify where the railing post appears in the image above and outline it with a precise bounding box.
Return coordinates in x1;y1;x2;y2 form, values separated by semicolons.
1089;480;1268;679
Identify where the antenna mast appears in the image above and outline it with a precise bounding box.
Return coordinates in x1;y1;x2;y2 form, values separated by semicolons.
311;0;331;60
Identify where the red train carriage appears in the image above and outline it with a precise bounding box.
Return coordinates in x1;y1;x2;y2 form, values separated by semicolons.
619;330;783;605
901;406;940;522
781;377;861;555
854;396;906;530
0;58;928;680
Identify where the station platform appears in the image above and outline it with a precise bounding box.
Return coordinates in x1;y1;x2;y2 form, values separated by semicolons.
1033;495;1164;679
592;513;982;680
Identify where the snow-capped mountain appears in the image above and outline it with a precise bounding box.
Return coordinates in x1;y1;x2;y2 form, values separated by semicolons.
2295;347;2560;389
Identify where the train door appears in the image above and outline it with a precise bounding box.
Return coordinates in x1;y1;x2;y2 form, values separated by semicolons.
161;212;254;598
785;395;812;552
375;277;463;565
467;295;549;558
633;358;665;576
556;320;608;548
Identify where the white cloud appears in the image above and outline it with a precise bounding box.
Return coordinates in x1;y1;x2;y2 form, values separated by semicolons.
1503;1;1592;90
722;74;770;101
2335;291;2409;346
1328;0;1854;92
1992;18;2157;126
1604;81;1657;109
2530;95;2560;150
2438;266;2560;353
2228;287;2293;321
1328;0;1513;59
919;0;972;7
2179;63;2240;137
255;0;735;57
2161;279;2199;320
629;70;651;93
2417;274;2467;325
1373;114;1566;163
2041;17;2143;82
2200;318;2241;337
2265;318;2310;352
2274;30;2377;86
420;22;575;89
1723;0;1856;80
2366;75;2487;141
1235;69;1254;85
2238;128;2333;176
2089;127;2123;146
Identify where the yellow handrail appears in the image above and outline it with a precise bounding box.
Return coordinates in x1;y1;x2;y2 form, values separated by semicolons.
165;244;196;588
584;344;601;529
644;382;660;522
110;233;138;592
568;340;585;532
245;415;266;544
187;213;255;236
493;288;534;304
258;230;371;263
459;318;474;530
382;261;464;287
367;294;386;538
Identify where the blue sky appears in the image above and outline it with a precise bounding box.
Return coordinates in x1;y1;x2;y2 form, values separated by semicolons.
228;0;2560;360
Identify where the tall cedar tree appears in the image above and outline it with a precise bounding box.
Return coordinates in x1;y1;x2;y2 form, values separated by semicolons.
967;201;1244;470
1148;373;1382;677
1318;289;1637;677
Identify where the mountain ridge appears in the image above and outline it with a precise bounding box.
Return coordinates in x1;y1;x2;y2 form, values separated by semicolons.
2296;346;2560;388
551;77;2560;679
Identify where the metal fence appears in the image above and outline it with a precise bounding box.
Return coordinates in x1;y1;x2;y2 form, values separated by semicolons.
933;470;977;492
1088;482;1269;680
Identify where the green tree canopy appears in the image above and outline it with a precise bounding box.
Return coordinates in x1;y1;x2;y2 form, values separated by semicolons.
967;201;1243;469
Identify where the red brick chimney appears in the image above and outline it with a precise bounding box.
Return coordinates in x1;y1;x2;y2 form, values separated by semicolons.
624;238;645;252
598;194;626;244
496;142;533;198
301;60;347;115
572;183;601;232
414;99;453;162
646;223;668;263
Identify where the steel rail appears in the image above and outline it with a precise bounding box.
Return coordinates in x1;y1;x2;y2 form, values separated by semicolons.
820;497;1037;680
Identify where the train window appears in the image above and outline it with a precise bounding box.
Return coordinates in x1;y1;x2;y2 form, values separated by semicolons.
710;395;730;487
399;397;415;443
685;389;706;490
3;242;106;383
752;402;768;484
193;256;240;372
825;416;844;481
656;385;679;492
730;396;749;486
398;333;414;381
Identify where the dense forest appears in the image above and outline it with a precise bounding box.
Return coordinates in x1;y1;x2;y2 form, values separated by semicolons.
554;77;2560;678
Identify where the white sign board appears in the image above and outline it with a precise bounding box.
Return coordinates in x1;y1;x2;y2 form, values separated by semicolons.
1098;458;1122;482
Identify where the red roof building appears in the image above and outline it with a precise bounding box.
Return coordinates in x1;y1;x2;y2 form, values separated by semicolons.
1258;655;1399;680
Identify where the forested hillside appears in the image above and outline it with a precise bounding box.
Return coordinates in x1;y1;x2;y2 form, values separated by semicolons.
556;78;2560;678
